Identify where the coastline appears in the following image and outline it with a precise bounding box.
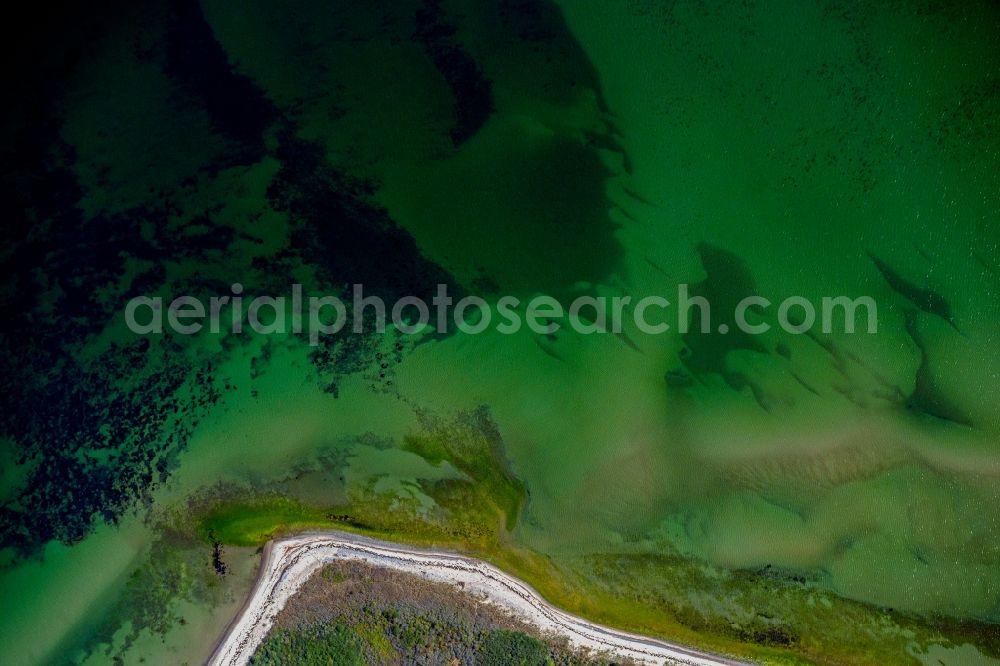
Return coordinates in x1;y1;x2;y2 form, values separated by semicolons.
207;530;751;666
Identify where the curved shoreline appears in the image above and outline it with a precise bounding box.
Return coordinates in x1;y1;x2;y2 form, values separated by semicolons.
207;530;751;666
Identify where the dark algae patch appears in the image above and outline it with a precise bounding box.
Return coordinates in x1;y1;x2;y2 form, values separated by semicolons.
413;0;496;146
0;0;459;559
164;0;277;167
680;243;769;380
870;254;960;333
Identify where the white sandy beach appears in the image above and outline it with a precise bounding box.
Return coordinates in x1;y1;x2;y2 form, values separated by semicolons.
207;530;750;666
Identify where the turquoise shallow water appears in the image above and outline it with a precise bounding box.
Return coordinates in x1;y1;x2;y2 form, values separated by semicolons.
1;1;999;664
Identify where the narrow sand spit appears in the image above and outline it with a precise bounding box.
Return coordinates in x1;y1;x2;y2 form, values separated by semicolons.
208;531;751;666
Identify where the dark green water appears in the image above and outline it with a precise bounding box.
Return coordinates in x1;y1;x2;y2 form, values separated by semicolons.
1;1;999;664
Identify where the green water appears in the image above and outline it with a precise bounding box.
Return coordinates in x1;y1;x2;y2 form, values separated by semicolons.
1;0;999;664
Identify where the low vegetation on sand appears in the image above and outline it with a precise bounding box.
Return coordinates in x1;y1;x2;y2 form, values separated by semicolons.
250;560;637;666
